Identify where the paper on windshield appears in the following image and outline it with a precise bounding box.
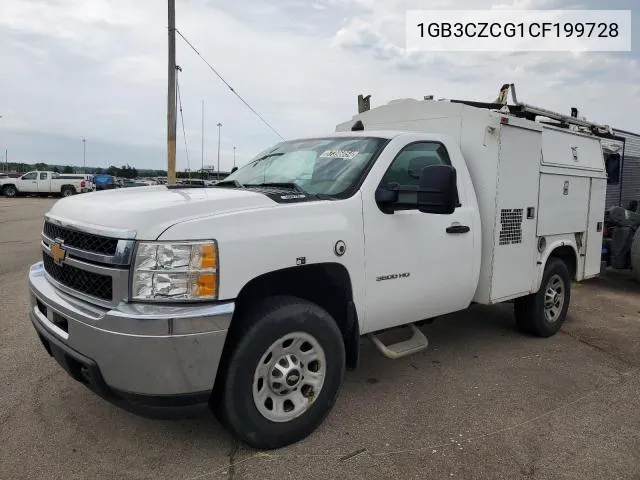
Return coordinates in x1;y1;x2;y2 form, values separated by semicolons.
319;150;359;160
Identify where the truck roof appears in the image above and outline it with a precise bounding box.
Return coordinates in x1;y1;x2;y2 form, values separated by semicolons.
290;130;411;141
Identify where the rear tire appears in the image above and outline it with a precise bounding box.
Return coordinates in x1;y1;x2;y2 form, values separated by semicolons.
61;187;75;197
3;185;17;198
514;258;571;337
213;295;346;449
631;229;640;284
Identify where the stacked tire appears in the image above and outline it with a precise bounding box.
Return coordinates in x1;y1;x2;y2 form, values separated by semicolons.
631;229;640;284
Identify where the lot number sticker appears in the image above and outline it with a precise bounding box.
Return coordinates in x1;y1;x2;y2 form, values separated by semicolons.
319;150;359;160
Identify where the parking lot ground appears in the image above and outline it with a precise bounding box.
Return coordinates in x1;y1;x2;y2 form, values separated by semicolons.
1;196;639;480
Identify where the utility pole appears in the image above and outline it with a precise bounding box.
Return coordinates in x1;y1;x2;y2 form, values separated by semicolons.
233;146;236;168
167;0;177;185
0;115;4;172
201;100;205;179
216;122;222;181
82;138;86;173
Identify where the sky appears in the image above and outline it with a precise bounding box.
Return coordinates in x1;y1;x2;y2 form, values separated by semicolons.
1;0;638;172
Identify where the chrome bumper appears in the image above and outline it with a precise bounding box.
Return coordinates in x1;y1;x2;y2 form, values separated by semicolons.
28;261;233;401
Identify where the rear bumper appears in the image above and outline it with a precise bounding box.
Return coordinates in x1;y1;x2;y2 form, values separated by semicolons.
28;262;234;417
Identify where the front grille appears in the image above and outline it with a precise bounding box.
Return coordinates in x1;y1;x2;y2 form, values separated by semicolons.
43;221;118;256
43;253;113;301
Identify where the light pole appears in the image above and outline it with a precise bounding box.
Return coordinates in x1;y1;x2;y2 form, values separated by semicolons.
201;100;205;179
233;146;236;168
0;115;4;173
216;122;222;181
0;115;4;172
82;138;86;173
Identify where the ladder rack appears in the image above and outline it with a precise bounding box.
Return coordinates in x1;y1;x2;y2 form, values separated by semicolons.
355;83;625;142
448;83;617;139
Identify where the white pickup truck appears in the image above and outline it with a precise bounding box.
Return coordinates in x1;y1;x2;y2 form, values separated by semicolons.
28;96;607;449
1;171;87;197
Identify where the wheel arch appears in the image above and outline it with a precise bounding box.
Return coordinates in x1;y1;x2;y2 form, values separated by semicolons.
1;183;17;194
214;263;360;393
535;239;579;292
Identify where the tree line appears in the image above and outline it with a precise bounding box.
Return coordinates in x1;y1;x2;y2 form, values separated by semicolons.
3;162;226;180
3;162;167;178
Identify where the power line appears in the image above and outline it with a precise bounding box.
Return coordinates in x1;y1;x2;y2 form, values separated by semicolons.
176;68;191;179
175;28;285;141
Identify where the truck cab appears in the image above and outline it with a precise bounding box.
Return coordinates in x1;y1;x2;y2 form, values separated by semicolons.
27;96;606;450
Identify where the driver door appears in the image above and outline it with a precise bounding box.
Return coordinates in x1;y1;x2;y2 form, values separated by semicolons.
361;139;476;333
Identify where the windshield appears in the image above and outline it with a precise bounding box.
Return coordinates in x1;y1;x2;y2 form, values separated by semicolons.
222;136;388;197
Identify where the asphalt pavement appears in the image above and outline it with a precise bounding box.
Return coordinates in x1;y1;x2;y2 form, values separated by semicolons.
1;197;639;479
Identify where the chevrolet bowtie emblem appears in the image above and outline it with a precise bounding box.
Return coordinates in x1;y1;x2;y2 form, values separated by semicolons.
50;241;67;266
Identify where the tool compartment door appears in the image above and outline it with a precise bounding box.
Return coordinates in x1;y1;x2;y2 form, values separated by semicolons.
537;174;590;236
490;124;541;302
584;177;606;278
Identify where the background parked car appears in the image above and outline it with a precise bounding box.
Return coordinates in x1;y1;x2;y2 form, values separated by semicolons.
121;179;148;188
93;174;119;191
179;178;210;187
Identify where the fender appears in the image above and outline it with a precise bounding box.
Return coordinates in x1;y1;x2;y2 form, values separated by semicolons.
534;235;579;292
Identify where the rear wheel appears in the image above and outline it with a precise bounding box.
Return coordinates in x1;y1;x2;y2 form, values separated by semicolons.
514;258;571;337
3;185;17;198
61;187;75;197
213;296;346;449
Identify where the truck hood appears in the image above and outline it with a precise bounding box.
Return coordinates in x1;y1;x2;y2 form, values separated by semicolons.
46;186;277;239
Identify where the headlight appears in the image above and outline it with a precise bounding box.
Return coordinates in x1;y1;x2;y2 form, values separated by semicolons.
131;241;218;301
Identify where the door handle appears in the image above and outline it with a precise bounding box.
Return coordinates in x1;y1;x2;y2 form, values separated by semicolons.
446;224;470;234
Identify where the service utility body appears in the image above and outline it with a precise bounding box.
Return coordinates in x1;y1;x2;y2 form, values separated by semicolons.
28;92;608;449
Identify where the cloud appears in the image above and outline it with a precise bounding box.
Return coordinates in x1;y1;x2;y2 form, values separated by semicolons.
331;0;639;125
0;0;638;173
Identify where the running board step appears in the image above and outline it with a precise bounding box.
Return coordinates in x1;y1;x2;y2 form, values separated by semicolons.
368;323;429;359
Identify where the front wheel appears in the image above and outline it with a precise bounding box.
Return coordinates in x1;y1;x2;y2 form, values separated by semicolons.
514;258;571;337
3;185;17;198
214;296;346;449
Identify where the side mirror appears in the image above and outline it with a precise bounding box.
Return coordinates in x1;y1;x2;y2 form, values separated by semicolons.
417;165;458;214
375;184;399;214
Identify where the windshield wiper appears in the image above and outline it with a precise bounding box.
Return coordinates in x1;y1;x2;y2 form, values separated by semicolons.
214;179;244;188
252;152;284;163
244;182;307;193
244;182;336;200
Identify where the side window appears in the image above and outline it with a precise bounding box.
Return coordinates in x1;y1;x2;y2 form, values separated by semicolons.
605;153;621;185
380;142;452;208
39;172;48;180
22;172;37;180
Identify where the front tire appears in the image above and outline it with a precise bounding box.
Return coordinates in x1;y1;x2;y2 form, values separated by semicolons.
514;258;571;337
214;296;346;449
3;185;17;198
